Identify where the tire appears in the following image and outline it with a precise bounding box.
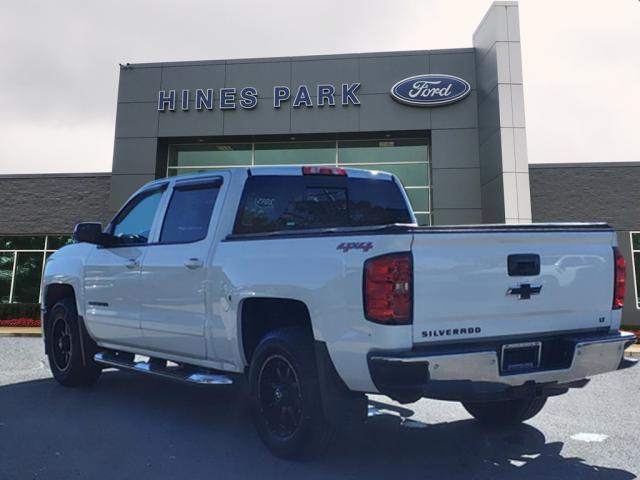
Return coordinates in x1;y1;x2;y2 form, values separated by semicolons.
248;327;333;459
462;396;547;427
46;297;101;387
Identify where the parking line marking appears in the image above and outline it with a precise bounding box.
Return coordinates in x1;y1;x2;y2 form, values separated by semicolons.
570;433;609;442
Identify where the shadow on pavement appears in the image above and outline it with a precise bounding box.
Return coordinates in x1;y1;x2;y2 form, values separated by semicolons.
0;370;635;480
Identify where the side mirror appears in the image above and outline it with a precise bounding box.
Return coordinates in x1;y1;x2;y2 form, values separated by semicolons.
73;222;106;245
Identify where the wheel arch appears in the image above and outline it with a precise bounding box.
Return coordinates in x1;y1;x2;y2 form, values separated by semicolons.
42;283;95;366
239;297;313;366
42;284;77;356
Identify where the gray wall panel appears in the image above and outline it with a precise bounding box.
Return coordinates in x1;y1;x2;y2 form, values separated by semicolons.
291;58;359;91
431;91;478;130
473;1;509;61
223;104;290;135
358;94;430;131
290;102;359;134
476;44;496;101
109;174;156;212
225;62;291;98
114;102;158;138
480;175;505;223
479;128;502;184
429;52;476;89
358;54;428;94
433;208;482;226
431;129;479;169
158;108;223;137
474;1;530;224
112;138;158;175
117;67;162;103
431;168;481;209
160;64;226;92
477;86;500;144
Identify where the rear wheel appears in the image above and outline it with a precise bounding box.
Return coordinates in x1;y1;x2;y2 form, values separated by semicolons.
462;396;547;426
46;297;101;387
249;328;333;459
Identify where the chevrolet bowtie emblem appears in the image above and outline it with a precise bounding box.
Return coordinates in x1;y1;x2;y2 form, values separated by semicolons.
507;283;542;300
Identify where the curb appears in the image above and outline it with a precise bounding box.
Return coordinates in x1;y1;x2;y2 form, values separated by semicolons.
626;344;640;359
0;327;42;337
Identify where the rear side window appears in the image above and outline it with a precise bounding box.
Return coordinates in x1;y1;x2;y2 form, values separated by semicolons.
233;175;411;235
160;180;220;243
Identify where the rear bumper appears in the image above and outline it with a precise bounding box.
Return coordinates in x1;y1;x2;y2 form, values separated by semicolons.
368;330;636;403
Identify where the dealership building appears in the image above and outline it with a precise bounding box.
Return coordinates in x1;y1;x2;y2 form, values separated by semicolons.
0;1;639;327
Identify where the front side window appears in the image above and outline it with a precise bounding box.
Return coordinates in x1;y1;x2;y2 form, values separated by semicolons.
233;175;411;235
160;181;221;244
111;189;164;244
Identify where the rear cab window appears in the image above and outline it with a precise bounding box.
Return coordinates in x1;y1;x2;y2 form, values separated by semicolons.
233;174;412;235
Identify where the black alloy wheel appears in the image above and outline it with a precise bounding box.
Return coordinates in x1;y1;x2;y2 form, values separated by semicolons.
249;327;334;459
51;314;73;372
46;297;101;387
258;354;304;439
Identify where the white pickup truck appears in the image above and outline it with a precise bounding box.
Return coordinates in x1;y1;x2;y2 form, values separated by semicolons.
41;166;636;458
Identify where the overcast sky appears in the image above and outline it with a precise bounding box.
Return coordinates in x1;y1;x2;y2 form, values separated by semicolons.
0;0;638;174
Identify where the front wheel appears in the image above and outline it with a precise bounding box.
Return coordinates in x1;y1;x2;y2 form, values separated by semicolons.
462;396;547;426
248;328;333;459
46;297;101;387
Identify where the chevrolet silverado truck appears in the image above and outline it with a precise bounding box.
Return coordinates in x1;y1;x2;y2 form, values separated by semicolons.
41;166;636;458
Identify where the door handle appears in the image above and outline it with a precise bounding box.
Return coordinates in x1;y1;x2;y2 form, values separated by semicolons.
124;258;140;269
184;257;204;270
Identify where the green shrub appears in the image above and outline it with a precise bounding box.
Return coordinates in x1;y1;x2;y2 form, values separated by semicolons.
0;303;40;320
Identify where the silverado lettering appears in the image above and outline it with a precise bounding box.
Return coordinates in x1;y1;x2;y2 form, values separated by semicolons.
421;327;482;338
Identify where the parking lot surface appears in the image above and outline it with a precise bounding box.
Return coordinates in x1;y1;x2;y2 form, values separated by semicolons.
0;337;638;479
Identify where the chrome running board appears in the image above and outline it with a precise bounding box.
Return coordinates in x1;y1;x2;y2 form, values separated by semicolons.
94;351;233;385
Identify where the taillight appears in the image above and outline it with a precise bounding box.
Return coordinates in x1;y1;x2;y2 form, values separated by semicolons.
363;252;412;325
613;247;626;310
302;166;347;176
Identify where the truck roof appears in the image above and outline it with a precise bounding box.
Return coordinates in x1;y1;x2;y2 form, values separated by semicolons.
162;166;395;183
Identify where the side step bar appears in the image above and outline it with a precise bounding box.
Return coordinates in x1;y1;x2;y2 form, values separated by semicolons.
94;351;233;385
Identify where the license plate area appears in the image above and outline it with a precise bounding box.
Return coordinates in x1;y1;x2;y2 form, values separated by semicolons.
500;341;542;373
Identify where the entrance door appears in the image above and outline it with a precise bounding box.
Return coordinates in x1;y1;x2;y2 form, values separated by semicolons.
139;176;224;360
83;186;166;348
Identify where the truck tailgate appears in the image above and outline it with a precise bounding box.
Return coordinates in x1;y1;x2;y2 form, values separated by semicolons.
411;225;616;344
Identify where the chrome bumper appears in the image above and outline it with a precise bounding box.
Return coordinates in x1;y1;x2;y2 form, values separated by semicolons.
368;331;636;401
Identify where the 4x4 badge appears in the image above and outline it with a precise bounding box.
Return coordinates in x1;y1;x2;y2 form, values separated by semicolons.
337;242;373;253
507;283;542;300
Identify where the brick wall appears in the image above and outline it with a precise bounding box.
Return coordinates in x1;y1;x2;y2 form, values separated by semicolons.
0;173;112;234
530;163;640;231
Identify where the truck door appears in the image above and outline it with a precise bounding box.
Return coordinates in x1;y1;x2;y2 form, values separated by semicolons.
83;185;167;347
138;176;224;360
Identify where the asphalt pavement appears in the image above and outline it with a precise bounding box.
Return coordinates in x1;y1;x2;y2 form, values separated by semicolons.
1;337;638;480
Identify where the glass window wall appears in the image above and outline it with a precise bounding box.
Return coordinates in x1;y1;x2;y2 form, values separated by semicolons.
0;235;72;304
167;137;431;225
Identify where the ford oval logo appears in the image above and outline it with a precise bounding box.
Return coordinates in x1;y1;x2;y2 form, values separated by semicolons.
390;74;471;107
